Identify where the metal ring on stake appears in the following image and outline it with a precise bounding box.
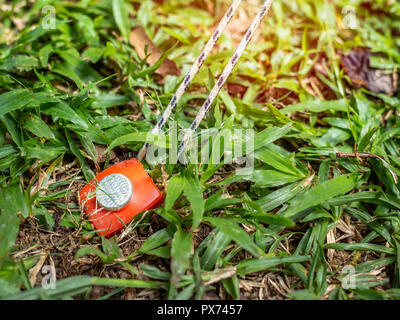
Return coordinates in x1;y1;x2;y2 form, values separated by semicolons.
78;159;163;238
96;174;133;211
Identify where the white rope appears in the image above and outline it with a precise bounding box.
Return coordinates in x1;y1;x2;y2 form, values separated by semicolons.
138;0;243;161
177;0;274;160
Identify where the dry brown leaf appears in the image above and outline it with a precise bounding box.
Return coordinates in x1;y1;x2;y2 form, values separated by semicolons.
228;82;248;98
224;1;262;44
340;47;398;96
29;251;48;287
326;229;336;261
129;26;181;76
12;244;39;259
203;266;237;286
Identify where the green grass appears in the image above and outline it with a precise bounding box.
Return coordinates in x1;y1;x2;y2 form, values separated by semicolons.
0;0;400;300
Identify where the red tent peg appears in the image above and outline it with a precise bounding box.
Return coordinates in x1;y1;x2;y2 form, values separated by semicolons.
78;159;163;238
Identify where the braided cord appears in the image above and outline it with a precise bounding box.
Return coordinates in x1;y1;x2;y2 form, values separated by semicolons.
177;0;274;160
138;0;242;161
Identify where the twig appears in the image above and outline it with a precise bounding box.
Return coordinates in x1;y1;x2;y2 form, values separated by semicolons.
336;152;379;159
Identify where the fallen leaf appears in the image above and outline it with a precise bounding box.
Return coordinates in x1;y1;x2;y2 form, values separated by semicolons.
228;82;248;98
29;251;48;287
224;0;262;44
340;47;397;96
94;144;117;165
129;26;181;76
